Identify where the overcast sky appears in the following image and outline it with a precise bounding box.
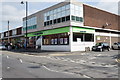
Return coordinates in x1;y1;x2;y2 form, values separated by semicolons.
0;0;119;33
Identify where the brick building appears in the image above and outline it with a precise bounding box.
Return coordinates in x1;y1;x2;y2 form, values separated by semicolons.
0;27;24;44
22;0;120;51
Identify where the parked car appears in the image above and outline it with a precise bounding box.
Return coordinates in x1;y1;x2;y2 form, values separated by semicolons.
92;42;110;52
112;42;120;50
0;44;7;50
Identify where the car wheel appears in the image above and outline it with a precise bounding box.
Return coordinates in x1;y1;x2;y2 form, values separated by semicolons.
112;46;114;50
108;48;110;51
100;48;103;52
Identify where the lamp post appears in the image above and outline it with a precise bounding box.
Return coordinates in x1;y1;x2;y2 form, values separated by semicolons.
8;20;10;43
21;1;28;50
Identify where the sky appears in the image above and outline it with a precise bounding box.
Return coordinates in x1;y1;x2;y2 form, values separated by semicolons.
0;0;120;33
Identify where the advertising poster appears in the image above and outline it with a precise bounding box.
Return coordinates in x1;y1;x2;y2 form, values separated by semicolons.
64;38;68;44
51;39;54;44
60;38;63;44
55;38;57;44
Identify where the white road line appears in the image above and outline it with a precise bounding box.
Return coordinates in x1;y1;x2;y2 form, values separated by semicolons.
97;54;102;56
42;65;75;75
6;56;9;59
83;75;91;78
7;67;10;69
19;59;23;63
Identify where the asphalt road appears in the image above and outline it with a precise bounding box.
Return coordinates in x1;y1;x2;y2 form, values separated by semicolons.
2;51;83;78
1;50;119;79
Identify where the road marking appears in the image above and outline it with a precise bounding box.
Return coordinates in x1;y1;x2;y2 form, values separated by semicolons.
19;58;23;64
83;75;91;78
43;65;75;75
6;56;9;59
7;67;10;69
97;54;102;56
115;59;120;63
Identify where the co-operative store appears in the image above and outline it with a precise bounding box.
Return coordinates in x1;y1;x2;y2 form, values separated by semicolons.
22;0;120;51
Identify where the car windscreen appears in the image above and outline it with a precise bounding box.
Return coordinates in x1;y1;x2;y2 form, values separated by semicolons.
96;43;101;46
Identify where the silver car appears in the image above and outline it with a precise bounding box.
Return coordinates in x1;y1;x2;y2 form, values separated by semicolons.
0;44;7;50
112;42;120;50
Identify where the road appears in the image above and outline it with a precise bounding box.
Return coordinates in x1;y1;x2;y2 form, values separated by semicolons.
1;50;119;79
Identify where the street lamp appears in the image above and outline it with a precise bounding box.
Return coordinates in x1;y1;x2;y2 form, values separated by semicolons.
8;20;10;43
21;1;28;50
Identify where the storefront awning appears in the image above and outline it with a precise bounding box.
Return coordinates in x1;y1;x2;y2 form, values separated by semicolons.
72;27;95;33
27;27;70;37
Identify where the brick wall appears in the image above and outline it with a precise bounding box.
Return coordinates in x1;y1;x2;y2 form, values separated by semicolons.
84;4;120;30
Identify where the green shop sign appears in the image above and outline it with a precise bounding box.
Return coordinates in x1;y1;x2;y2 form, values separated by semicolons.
27;27;70;37
72;27;95;33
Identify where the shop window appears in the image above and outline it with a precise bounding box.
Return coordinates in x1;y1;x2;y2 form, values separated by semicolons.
62;17;65;22
73;33;94;42
73;33;84;42
60;38;64;44
43;33;69;45
85;34;94;42
66;15;70;21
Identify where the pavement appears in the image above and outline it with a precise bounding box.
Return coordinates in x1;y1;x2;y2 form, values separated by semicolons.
1;50;119;79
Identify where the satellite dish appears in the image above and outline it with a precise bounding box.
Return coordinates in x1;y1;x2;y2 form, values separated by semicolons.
106;22;109;26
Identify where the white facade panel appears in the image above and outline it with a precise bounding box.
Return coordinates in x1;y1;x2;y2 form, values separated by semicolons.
41;45;70;51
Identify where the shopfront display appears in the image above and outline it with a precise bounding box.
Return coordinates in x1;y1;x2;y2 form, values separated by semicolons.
42;33;69;45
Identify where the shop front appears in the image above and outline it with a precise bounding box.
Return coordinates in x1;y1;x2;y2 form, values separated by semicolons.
27;26;95;51
71;27;95;51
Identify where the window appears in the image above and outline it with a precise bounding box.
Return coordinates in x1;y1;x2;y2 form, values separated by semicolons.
47;16;50;20
50;20;52;25
71;16;83;22
70;4;74;9
66;9;70;16
66;15;70;21
53;9;57;14
50;10;53;15
62;11;66;17
12;30;16;35
44;22;46;26
66;4;70;10
47;21;49;25
71;16;75;20
73;33;94;42
57;18;61;23
57;7;61;12
85;34;94;42
62;17;66;22
70;9;74;15
80;17;83;22
54;14;57;19
76;16;80;21
62;6;66;11
73;33;84;42
53;19;57;24
43;33;69;45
